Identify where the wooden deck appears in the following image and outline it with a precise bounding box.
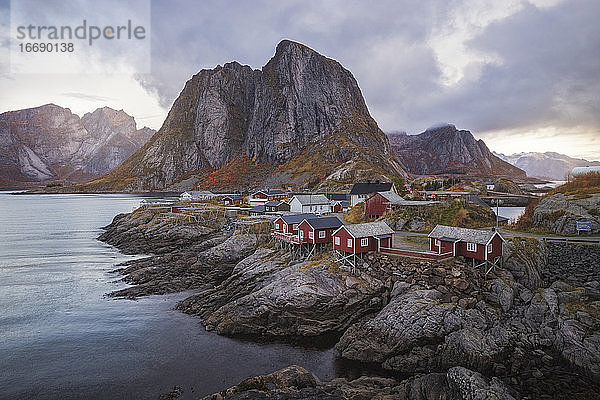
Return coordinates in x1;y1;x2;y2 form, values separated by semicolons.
271;230;302;244
379;247;453;260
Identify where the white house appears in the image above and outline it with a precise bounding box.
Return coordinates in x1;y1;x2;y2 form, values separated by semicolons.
289;194;331;214
180;190;216;200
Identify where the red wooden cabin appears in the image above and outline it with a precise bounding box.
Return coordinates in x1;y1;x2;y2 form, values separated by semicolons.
223;195;243;206
428;225;504;261
333;221;394;254
273;213;316;235
297;216;343;244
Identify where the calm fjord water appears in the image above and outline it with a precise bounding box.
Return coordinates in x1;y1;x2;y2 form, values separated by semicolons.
0;193;340;399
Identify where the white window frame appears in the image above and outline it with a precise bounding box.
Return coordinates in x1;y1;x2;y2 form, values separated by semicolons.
435;239;440;246
292;224;298;230
360;238;368;247
334;236;340;245
347;238;352;248
300;231;304;239
467;242;477;252
309;231;314;239
488;243;493;253
318;231;326;239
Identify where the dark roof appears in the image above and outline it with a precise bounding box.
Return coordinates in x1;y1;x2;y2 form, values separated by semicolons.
280;213;317;224
318;192;350;201
350;182;393;195
333;200;351;207
303;216;344;230
224;194;242;200
250;205;265;213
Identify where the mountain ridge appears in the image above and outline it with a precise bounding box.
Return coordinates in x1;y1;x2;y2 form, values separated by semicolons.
0;104;155;189
494;151;600;180
387;124;525;178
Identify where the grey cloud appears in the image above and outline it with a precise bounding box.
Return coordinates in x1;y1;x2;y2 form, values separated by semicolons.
136;0;598;156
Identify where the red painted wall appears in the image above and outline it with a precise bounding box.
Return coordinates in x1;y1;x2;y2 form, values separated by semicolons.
365;193;390;217
429;238;452;254
333;228;355;252
333;228;377;253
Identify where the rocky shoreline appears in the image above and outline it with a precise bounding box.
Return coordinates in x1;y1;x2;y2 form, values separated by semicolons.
99;208;600;399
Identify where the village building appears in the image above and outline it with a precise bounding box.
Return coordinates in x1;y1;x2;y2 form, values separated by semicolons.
365;190;437;217
331;200;350;213
249;189;287;206
272;213;317;239
428;225;504;270
249;204;266;216
289;194;331;214
333;221;394;270
364;190;404;217
180;190;216;201
319;192;350;202
223;195;243;206
298;216;344;244
423;191;471;201
264;200;291;213
349;182;394;206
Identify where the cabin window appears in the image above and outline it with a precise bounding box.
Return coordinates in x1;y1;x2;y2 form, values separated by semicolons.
347;238;352;248
488;243;493;253
319;231;326;238
309;232;314;239
292;224;298;230
467;242;476;252
300;231;304;239
435;239;440;247
335;237;340;245
360;238;368;247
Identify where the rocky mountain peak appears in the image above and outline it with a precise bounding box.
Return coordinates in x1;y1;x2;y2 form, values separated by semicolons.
87;40;403;191
388;124;525;177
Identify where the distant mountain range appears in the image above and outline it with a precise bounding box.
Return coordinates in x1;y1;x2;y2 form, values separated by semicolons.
493;151;600;180
81;40;406;192
0;104;155;189
388;124;525;178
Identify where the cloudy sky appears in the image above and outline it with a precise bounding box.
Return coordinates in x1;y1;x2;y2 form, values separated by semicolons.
1;0;598;160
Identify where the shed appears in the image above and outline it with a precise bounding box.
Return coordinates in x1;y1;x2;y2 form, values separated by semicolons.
249;205;266;216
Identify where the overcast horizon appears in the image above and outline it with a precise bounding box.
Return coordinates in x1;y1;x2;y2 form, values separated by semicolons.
1;0;598;160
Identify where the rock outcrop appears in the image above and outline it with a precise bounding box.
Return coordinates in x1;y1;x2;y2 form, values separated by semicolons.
532;192;600;234
0;104;155;189
388;125;525;177
200;364;516;400
84;40;405;191
98;209;265;298
178;250;388;337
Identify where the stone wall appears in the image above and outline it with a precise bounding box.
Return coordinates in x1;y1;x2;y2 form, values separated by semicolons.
544;242;600;286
